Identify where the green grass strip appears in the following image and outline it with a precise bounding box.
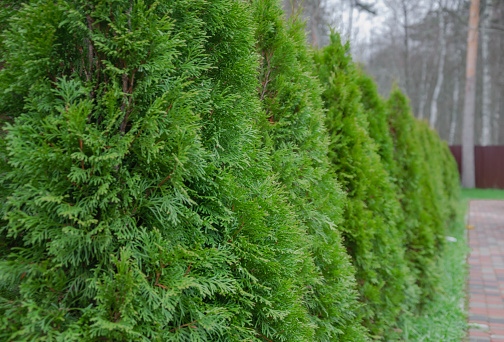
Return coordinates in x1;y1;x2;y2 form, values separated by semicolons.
394;198;469;341
462;188;504;200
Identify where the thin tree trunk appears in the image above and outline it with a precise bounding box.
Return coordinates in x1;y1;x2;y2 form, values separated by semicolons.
429;10;446;128
492;0;502;145
462;0;480;188
449;53;460;145
311;0;321;47
493;100;500;145
480;2;493;146
348;1;353;42
418;59;428;120
401;0;410;95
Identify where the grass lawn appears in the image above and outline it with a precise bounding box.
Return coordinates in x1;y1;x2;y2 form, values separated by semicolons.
394;198;469;341
462;188;504;200
395;187;504;341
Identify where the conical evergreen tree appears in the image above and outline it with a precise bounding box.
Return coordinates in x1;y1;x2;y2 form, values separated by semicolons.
360;76;460;307
355;71;396;173
386;88;445;303
418;121;460;223
0;1;316;340
440;142;461;223
251;2;367;341
313;34;413;337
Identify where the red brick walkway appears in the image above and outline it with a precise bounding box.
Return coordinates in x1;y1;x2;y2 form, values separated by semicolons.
468;200;504;342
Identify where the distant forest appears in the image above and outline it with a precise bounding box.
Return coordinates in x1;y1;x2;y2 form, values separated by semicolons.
284;0;504;145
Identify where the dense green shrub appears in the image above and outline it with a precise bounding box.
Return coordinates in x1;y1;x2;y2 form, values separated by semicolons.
420;122;460;224
252;2;367;341
355;70;396;173
441;143;461;224
313;34;414;337
359;76;460;308
0;1;462;340
0;1;318;340
386;88;446;303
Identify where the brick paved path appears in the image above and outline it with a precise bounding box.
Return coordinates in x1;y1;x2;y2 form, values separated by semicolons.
468;200;504;342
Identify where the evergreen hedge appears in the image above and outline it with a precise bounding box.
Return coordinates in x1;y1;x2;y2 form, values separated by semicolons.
355;70;396;173
357;72;459;307
0;2;461;341
0;1;317;340
386;88;446;302
252;2;367;340
313;34;414;338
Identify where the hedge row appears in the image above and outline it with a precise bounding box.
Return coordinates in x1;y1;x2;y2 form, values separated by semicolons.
0;0;460;341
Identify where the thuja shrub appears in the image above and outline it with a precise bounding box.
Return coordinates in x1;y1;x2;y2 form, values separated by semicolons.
313;34;413;337
251;2;368;341
418;121;448;224
355;70;396;174
0;1;317;340
440;142;461;224
418;122;461;236
386;88;446;303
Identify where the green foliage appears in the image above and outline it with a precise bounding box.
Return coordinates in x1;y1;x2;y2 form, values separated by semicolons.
386;88;447;304
313;33;414;338
0;0;21;48
395;201;468;341
355;70;396;173
357;73;461;308
0;1;463;340
0;1;317;340
252;2;367;341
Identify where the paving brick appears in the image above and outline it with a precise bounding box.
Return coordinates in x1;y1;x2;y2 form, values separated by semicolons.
468;201;504;338
488;309;504;317
488;304;504;309
473;307;489;315
471;331;491;337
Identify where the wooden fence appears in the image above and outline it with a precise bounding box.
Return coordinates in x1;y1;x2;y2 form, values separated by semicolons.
449;146;504;189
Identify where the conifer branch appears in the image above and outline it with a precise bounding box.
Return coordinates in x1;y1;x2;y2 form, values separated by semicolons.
119;72;129;132
81;53;90;82
158;165;177;188
228;222;245;242
154;272;170;290
85;14;94;85
79;139;85;170
257;333;274;342
120;68;137;133
259;49;275;101
183;262;192;277
127;0;132;31
48;72;57;83
264;90;279;120
158;175;171;188
207;40;222;53
130;128;143;147
169;319;198;333
67;178;82;190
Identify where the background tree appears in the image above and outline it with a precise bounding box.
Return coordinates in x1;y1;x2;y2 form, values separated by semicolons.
341;0;504;146
462;0;480;187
